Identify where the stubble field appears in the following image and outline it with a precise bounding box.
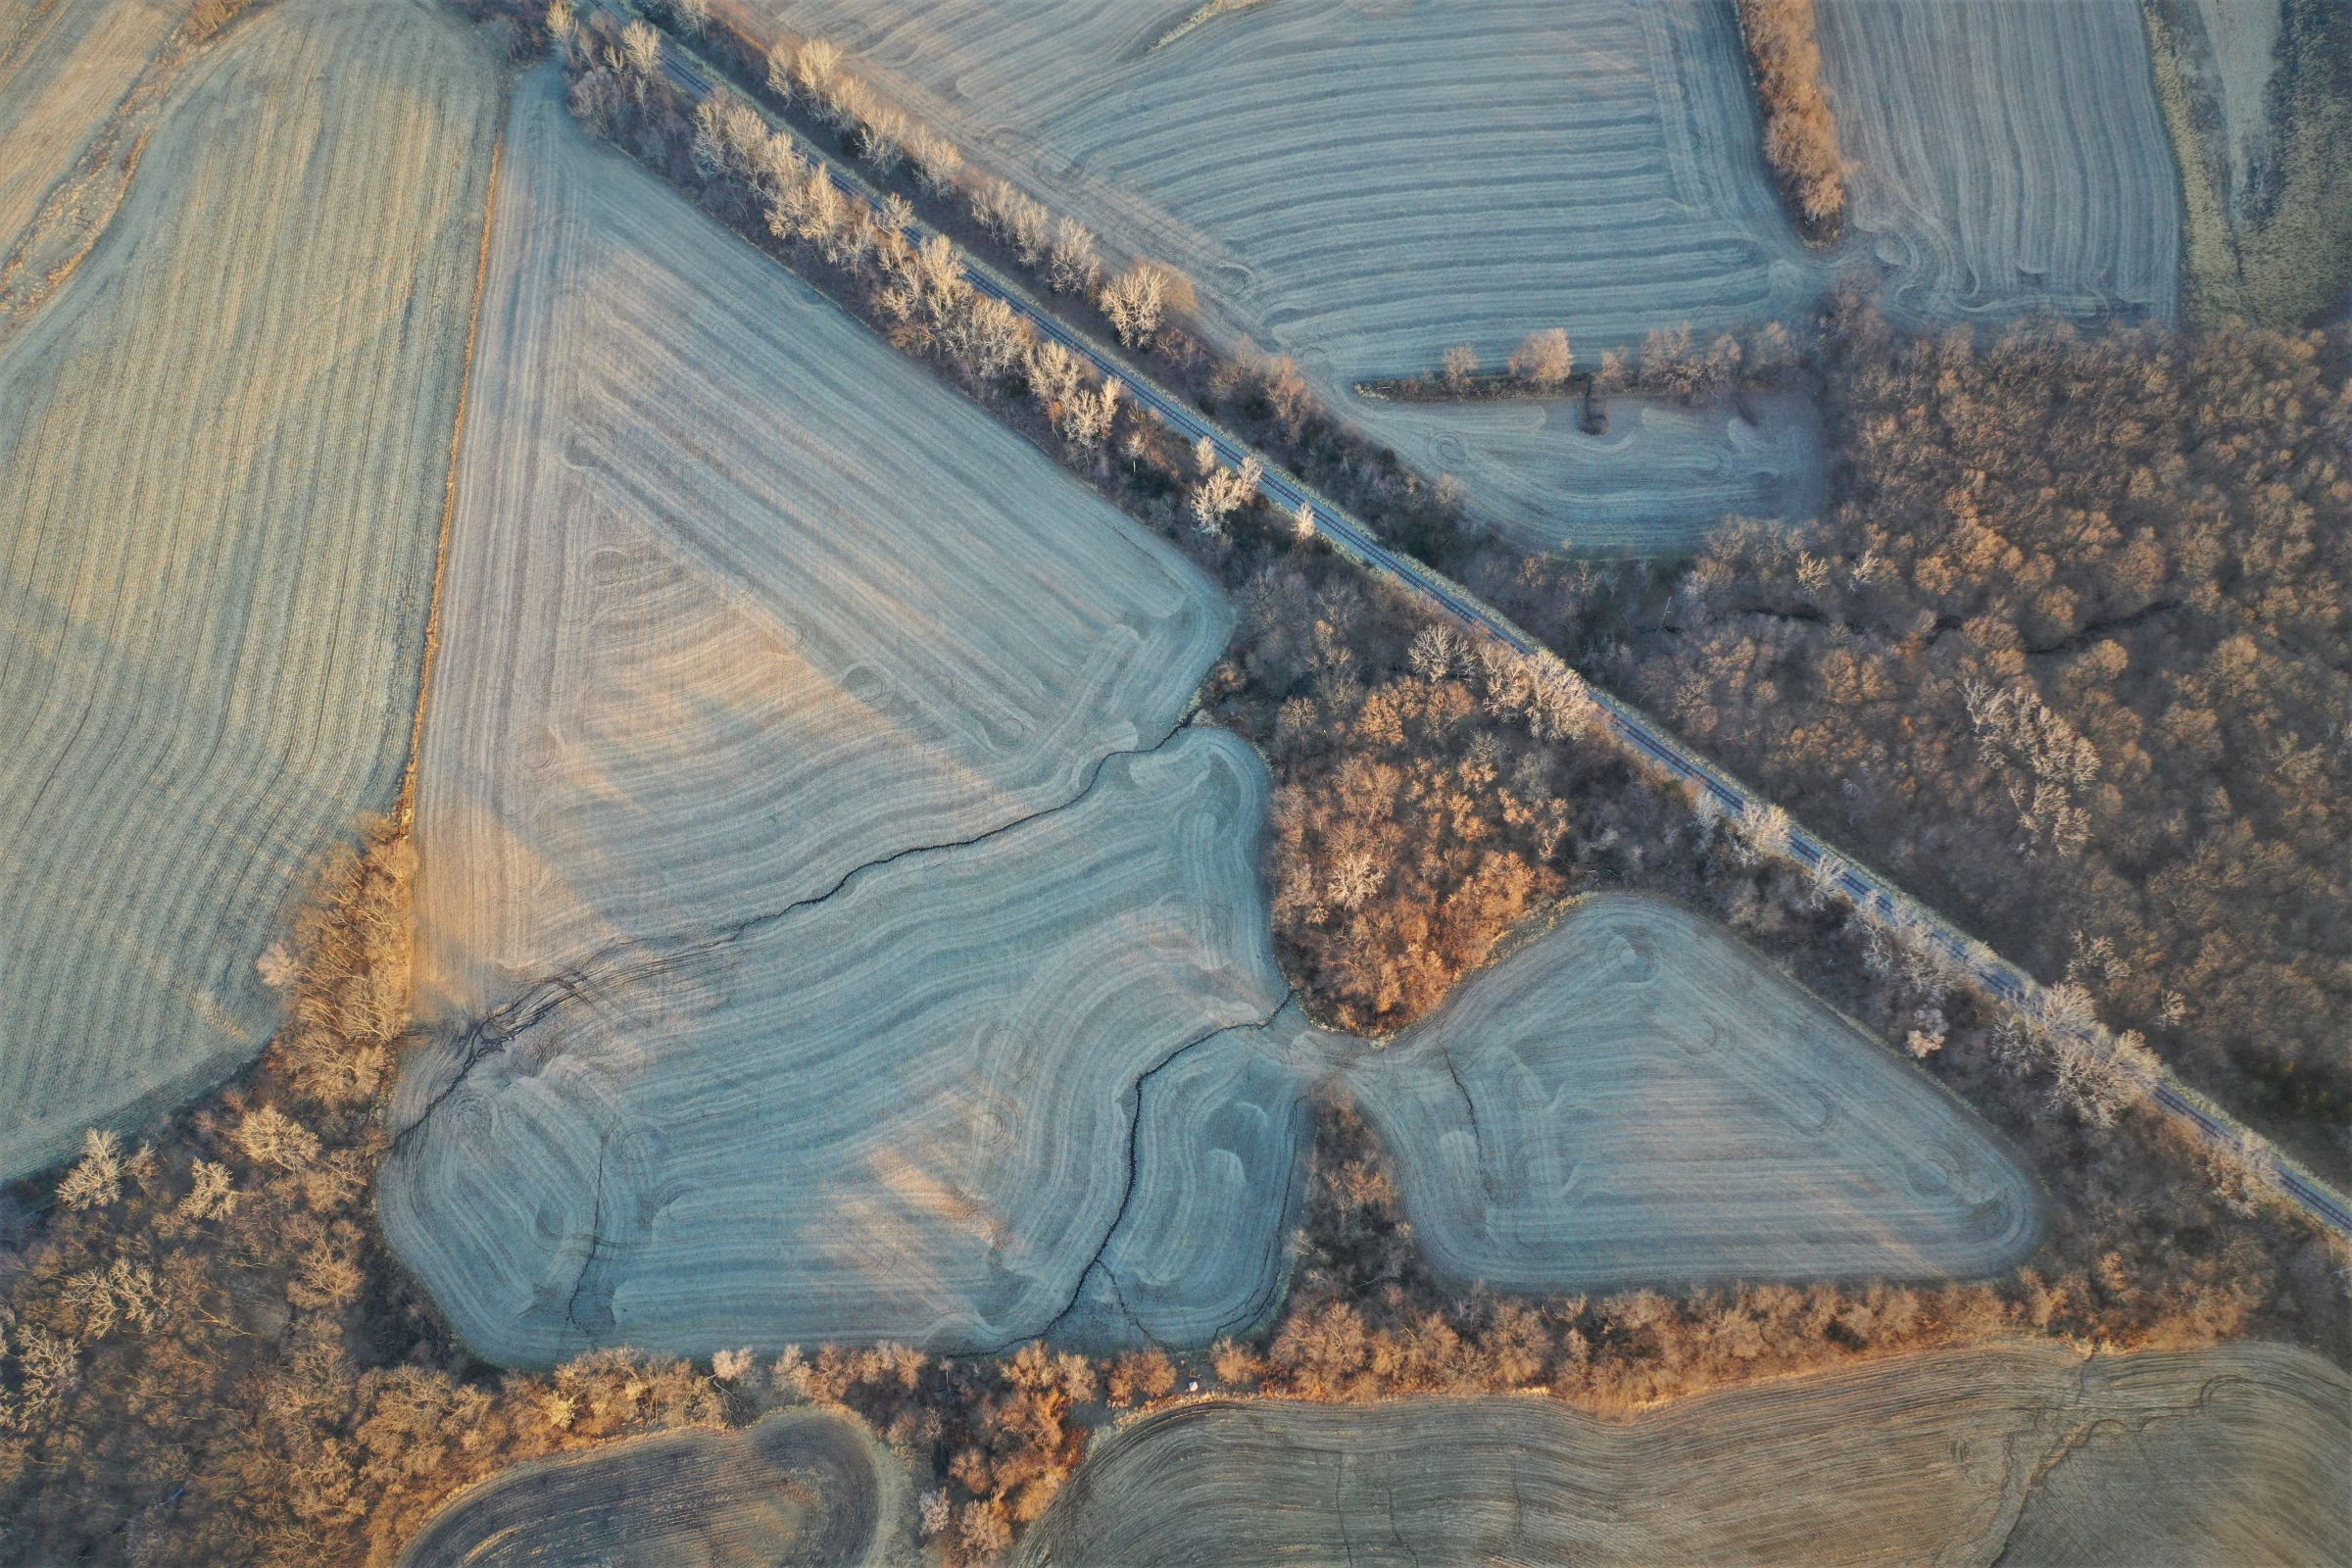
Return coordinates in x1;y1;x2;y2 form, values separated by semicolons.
398;1408;908;1568
0;0;495;1179
1349;390;1826;555
1814;0;2181;324
381;81;1302;1365
754;0;1822;548
0;0;181;282
1020;1342;2351;1567
1345;896;2043;1292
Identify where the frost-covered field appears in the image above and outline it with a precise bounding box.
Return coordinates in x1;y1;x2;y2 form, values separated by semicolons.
382;83;1298;1364
757;0;1820;550
0;0;495;1179
386;727;1301;1364
1349;390;1826;555
404;75;1229;1022
1816;0;2181;324
399;1409;906;1568
1347;896;2043;1291
1022;1342;2350;1567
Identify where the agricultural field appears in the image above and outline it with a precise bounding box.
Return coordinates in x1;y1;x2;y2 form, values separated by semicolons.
405;74;1229;1021
385;725;1298;1365
1348;389;1826;556
1019;1341;2351;1566
399;1408;909;1568
0;0;184;325
757;0;1822;546
1056;1021;1321;1349
0;0;496;1179
1344;896;2043;1292
382;81;1299;1365
1813;0;2181;324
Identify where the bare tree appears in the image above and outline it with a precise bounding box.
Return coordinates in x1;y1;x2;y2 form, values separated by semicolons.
55;1129;125;1211
1028;340;1082;412
1507;327;1572;390
972;179;1051;266
906;126;962;194
1442;343;1479;389
764;38;795;102
1058;375;1122;450
1734;799;1793;863
668;0;708;37
618;20;662;83
1100;262;1170;348
793;37;842;102
1047;217;1101;295
1189;441;1261;535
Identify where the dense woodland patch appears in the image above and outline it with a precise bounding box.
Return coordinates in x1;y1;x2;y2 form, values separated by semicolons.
1593;302;2352;1175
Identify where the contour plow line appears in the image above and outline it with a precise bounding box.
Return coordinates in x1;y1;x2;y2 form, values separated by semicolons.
626;13;2351;1243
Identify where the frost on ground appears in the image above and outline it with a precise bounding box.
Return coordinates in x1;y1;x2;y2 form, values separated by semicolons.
398;1408;906;1568
0;0;495;1179
1346;896;2044;1292
1348;389;1826;556
382;84;1291;1365
759;0;1820;549
1815;0;2181;325
407;74;1230;1022
1020;1342;2351;1567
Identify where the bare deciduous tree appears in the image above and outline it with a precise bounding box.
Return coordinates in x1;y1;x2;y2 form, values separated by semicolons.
618;20;662;82
1100;262;1171;348
1047;216;1101;296
793;36;842;121
763;38;795;102
1057;375;1122;450
1442;343;1479;388
906;126;962;194
1508;327;1572;390
1189;442;1261;535
972;179;1051;267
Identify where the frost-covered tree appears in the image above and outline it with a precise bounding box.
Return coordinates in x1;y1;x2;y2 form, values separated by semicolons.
1508;326;1572;389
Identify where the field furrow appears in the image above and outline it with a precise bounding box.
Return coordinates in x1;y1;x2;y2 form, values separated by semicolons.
1816;0;2181;324
1346;896;2043;1291
0;0;496;1179
385;82;1288;1365
399;1408;906;1568
1020;1342;2350;1567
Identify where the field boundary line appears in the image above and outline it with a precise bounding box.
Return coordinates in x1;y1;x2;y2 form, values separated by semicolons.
400;125;503;830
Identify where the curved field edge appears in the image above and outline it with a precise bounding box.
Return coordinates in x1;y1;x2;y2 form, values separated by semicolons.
1018;1341;2350;1567
0;0;183;295
1346;893;2046;1294
0;0;497;1179
381;78;1285;1366
397;1407;912;1568
407;70;1233;1019
1814;0;2180;325
383;726;1300;1365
